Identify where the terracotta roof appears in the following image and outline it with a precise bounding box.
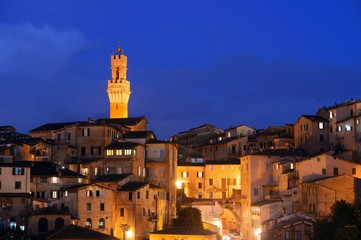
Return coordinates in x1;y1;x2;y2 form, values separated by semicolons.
93;174;131;183
123;131;155;139
151;226;217;235
38;224;118;239
205;158;240;165
29;122;81;132
105;141;140;149
29;207;70;216
30;162;84;177
118;181;148;191
97;116;147;126
301;115;328;122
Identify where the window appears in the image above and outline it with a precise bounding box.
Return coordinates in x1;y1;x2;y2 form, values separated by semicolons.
329;111;334;119
209;192;213;198
182;172;188;178
99;218;105;228
67;133;71;140
124;149;132;155
91;146;101;155
81;147;86;156
319;134;324;142
197;172;204;178
146;191;149;199
209;178;213;186
96;190;102;197
209;165;213;170
352;168;356;175
86;190;93;197
15;181;21;189
40;177;47;183
222;165;225;170
198;182;202;189
137;192;140;199
52;177;60;184
82;168;89;176
160;149;165;158
82;128;90;136
322;168;326;175
100;203;105;211
85;218;92;228
337;126;342;132
51;191;58;199
12;168;24;175
0;168;1;174
334;168;339;175
346;125;352;131
106;150;114;156
86;203;91;211
116;149;122;155
128;192;133;201
318;122;325;129
254;188;259;196
120;208;125;217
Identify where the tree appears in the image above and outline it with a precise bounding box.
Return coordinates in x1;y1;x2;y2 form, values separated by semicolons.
314;200;361;240
173;207;203;229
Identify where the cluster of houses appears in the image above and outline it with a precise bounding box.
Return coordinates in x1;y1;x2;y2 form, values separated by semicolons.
2;45;361;240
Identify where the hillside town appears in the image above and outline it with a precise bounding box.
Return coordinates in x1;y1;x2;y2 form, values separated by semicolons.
1;46;361;240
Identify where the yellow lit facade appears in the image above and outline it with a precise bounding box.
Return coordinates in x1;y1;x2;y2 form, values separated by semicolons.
107;46;131;118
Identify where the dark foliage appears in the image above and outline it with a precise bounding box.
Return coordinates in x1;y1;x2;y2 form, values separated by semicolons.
173;207;203;229
314;200;361;240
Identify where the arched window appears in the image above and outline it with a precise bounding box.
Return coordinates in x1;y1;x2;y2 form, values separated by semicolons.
98;218;105;229
85;218;92;228
38;217;48;232
55;217;64;228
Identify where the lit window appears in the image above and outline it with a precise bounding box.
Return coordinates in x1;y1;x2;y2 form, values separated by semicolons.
345;125;352;131
357;119;360;125
106;150;114;156
52;177;60;184
85;218;92;228
82;128;90;137
82;168;89;176
329;111;333;119
197;172;204;178
12;168;24;175
99;218;105;228
124;149;132;155
209;165;213;170
86;190;93;197
182;172;188;178
51;191;58;199
116;149;122;155
64;191;68;197
337;126;342;132
318;122;325;129
222;165;225;170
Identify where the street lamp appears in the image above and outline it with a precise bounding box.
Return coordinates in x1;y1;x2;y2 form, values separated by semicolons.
120;224;129;240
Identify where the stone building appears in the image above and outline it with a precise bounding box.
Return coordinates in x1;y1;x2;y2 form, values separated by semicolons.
293;115;329;154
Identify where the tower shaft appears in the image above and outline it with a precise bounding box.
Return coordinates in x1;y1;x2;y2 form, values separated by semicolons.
107;46;131;118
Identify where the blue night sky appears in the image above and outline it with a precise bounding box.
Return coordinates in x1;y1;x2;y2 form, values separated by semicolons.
1;1;361;139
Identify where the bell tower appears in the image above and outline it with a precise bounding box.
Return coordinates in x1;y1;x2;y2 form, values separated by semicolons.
107;45;131;118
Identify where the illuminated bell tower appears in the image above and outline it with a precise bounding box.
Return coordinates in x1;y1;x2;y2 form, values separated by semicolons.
107;45;131;118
